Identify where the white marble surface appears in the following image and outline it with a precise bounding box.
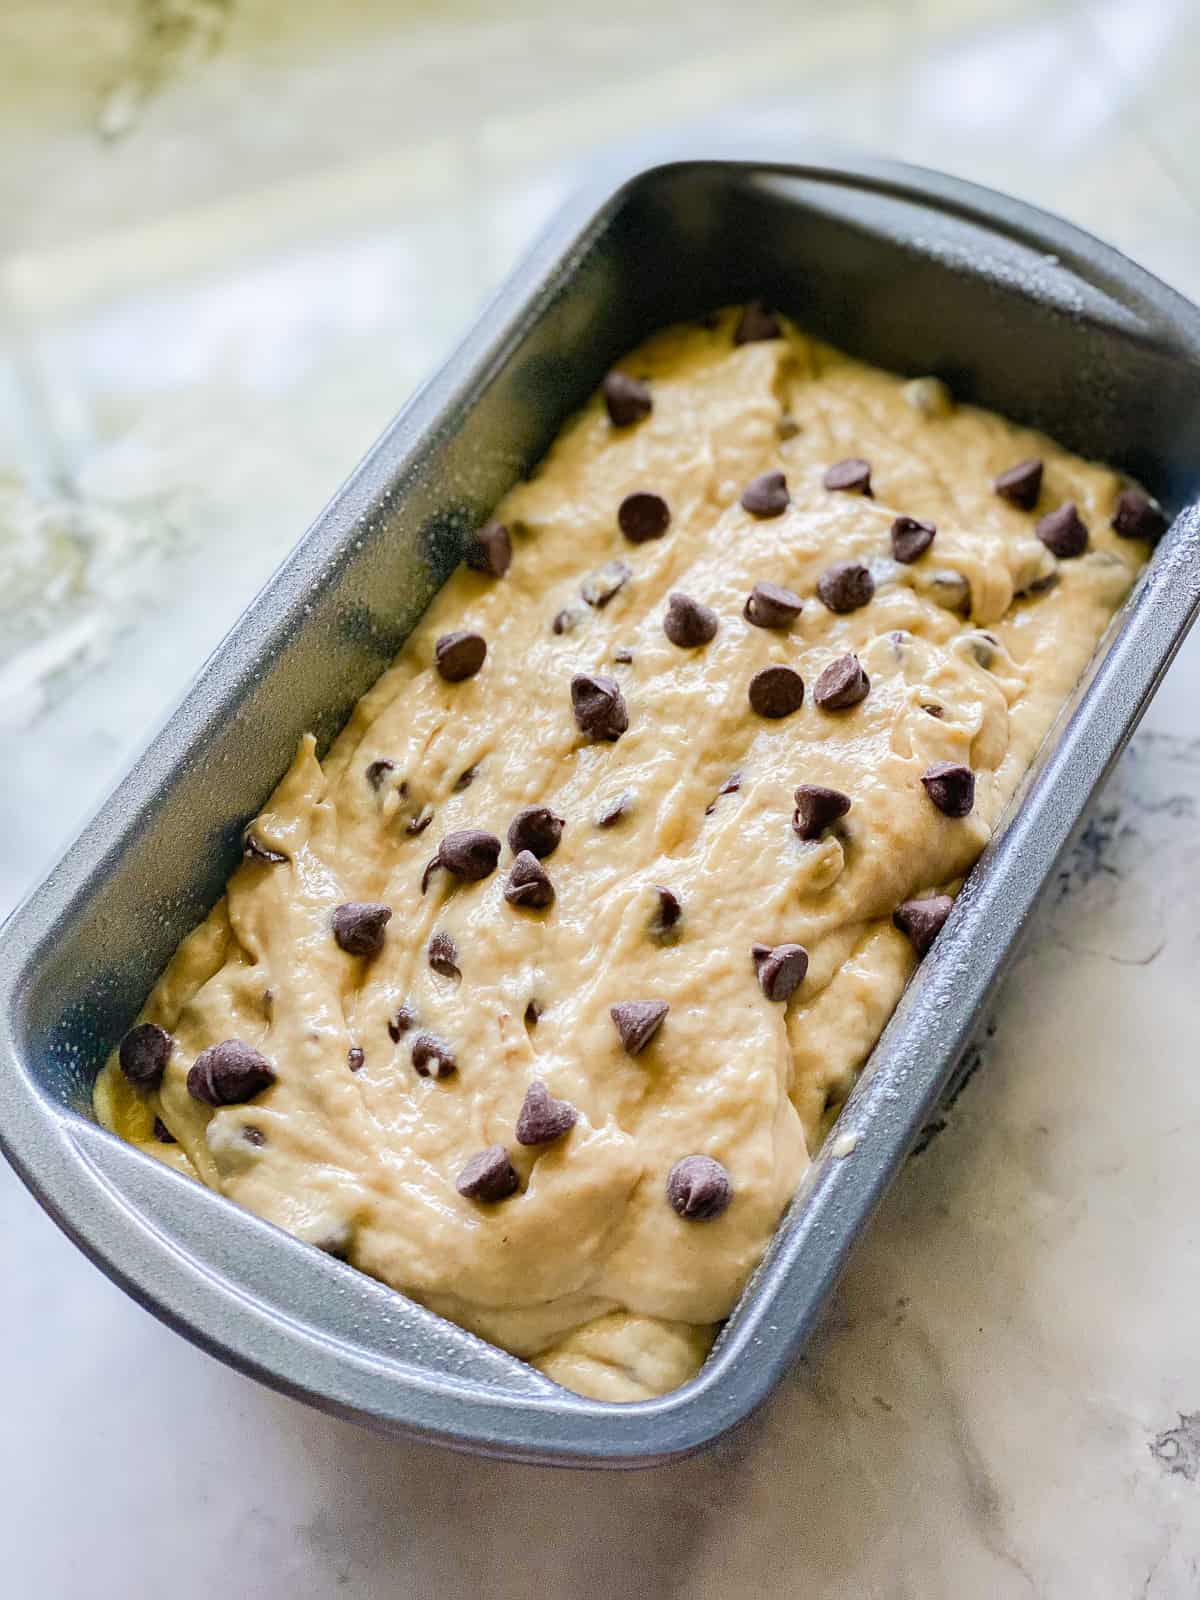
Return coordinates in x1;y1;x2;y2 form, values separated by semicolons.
4;2;1200;1594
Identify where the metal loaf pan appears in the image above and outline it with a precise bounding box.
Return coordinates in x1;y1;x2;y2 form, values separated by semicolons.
3;150;1200;1467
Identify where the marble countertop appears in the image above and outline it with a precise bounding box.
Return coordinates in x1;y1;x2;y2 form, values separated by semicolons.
4;1;1200;1594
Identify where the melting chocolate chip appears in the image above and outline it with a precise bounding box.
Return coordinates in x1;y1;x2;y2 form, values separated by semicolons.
118;1022;173;1088
515;1080;578;1146
365;758;395;792
666;1154;733;1220
1112;486;1167;543
610;1000;669;1055
464;521;512;578
332;902;392;958
921;762;976;818
242;827;288;865
740;470;790;519
813;653;870;711
748;664;804;719
242;1124;266;1147
890;515;936;563
553;606;581;635
706;771;742;814
823;458;872;496
456;1145;519;1201
994;457;1043;510
744;581;802;629
603;371;652;427
452;764;478;792
893;894;955;956
152;1116;176;1144
435;630;487;682
428;929;461;979
422;829;502;892
581;559;632;608
1036;502;1089;558
411;1034;457;1079
663;592;719;647
733;300;781;344
571;673;628;741
507;805;565;859
387;1005;416;1043
651;885;682;935
792;783;852;840
618;491;671;543
348;1046;365;1072
596;790;634;827
505;851;555;910
817;561;875;613
751;942;809;1002
187;1040;276;1106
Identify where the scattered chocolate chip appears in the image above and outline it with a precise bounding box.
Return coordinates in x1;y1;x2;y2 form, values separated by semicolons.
118;1022;173;1088
925;569;972;614
994;457;1043;510
893;894;955;956
813;653;870;711
428;929;461;979
965;631;997;668
777;416;801;440
552;606;581;635
524;999;543;1028
733;300;781;344
663;592;719;647
411;1034;457;1079
242;827;288;865
515;1080;578;1146
748;664;804;719
505;850;555;910
332;901;392;958
1112;486;1167;542
422;829;502;892
507;805;565;859
387;1005;416;1043
922;702;945;718
464;520;512;577
365;758;395;791
452;764;478;792
581;559;632;608
1023;570;1060;596
618;491;671;543
706;771;742;814
823;458;872;495
571;673;628;741
348;1046;365;1072
751;942;809;1001
435;630;487;682
613;646;634;664
602;371;652;427
406;808;434;836
456;1145;519;1202
152;1116;176;1144
666;1155;733;1220
817;561;875;613
596;790;634;827
744;581;802;629
651;885;682;935
187;1040;276;1106
242;1124;266;1147
1036;501;1088;559
610;1000;668;1055
921;762;976;818
792;783;852;840
740;470;790;518
890;515;936;563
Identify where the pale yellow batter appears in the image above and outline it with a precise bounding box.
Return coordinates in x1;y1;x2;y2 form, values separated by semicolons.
95;308;1157;1401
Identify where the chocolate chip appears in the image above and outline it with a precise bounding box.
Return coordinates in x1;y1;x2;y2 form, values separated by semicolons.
456;1145;519;1201
464;520;512;577
387;1005;416;1043
581;559;632;608
152;1116;176;1143
748;665;804;719
118;1022;173;1088
553;607;581;635
921;762;975;818
666;1155;732;1220
926;569;972;614
242;827;288;865
435;630;487;682
422;828;502;892
332;901;392;957
348;1046;365;1072
994;457;1043;510
507;806;565;859
778;416;801;440
603;371;652;427
1112;486;1167;543
618;491;670;543
922;703;945;718
744;581;802;629
706;771;742;814
407;808;434;836
890;515;936;563
823;458;872;495
812;653;870;711
1036;501;1088;559
817;561;875;613
740;470;790;519
651;885;681;935
751;942;809;1001
571;673;628;741
515;1080;578;1146
613;646;634;664
365;758;395;792
733;300;781;344
893;894;955;956
663;592;719;647
242;1124;266;1147
452;764;478;792
596;790;633;827
505;851;555;910
524;1000;543;1028
428;929;461;979
610;1000;668;1055
792;783;851;840
411;1034;457;1079
187;1040;276;1106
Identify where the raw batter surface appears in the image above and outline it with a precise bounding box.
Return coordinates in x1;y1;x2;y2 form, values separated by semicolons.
95;307;1159;1400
